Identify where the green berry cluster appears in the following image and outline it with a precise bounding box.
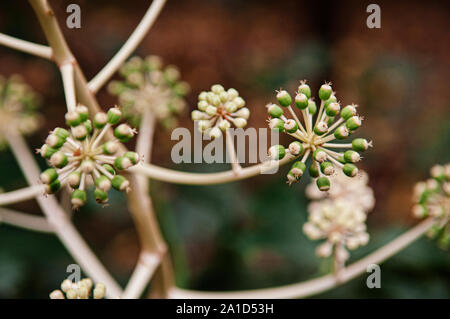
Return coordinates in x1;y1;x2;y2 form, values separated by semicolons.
0;75;41;149
109;55;189;128
413;164;450;249
191;84;249;138
38;105;139;209
266;80;372;191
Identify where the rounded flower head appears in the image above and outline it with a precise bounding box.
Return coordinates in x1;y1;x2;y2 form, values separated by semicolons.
0;75;42;149
38;105;139;209
109;55;189;128
412;163;450;249
266;80;372;191
306;169;375;212
191;84;249;139
304;199;370;262
49;277;106;299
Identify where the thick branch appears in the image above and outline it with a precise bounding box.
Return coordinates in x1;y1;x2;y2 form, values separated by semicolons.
0;207;53;233
0;185;44;206
0;33;52;59
169;218;435;299
88;0;167;93
60;62;76;112
122;251;160;299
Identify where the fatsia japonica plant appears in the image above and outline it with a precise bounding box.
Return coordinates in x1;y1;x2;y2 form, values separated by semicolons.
0;0;447;300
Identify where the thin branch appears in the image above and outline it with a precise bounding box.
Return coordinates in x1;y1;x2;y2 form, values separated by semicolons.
88;0;167;93
169;218;435;299
122;252;160;299
0;185;44;206
4;130;123;298
130;153;297;185
60;63;76;112
0;32;52;59
0;207;53;233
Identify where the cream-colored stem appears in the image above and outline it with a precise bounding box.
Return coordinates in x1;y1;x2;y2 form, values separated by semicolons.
0;207;53;233
122;251;160;299
0;32;52;59
60;63;76;112
126;108;174;298
225;129;242;175
88;0;167;93
169;218;434;299
0;185;44;206
5;130;123;298
130;154;297;185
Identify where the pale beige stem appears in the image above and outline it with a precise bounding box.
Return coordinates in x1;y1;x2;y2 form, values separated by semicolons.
225;129;242;176
0;32;52;59
0;207;53;233
169;218;435;299
130;154;297;185
0;185;44;206
88;0;167;93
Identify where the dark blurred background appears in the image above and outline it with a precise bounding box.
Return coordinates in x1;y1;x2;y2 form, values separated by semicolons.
0;0;449;298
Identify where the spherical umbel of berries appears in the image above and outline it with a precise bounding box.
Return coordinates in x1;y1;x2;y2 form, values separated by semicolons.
191;84;249;139
412;163;450;249
49;277;106;299
264;80;372;191
108;55;189;129
0;75;42;150
38;105;140;209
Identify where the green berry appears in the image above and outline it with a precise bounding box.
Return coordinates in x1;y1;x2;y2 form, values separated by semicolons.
71;189;87;208
102;164;115;175
107;107;122;125
316;176;331;191
325;102;340;117
341;105;357;121
75;105;89;122
114;124;134;142
276;90;292;107
45;134;65;149
268;145;286;160
268;118;285;132
352;138;371;152
318;83;332;101
314;122;328;136
334;125;349;140
95;175;111;191
267;103;284;118
112;175;130;191
294;93;309;110
93;112;108;129
284;119;298;133
50;151;68;168
290;161;306;178
40;168;58;184
298;82;311;98
320;161;335;175
53;127;70;140
94;188;108;204
308;100;317;115
44;180;61;194
67;171;81;188
288;141;304;156
346;116;362;131
313;148;327;162
344;150;360;163
309;162;320;178
114;156;133;170
343;163;358;177
124;151;140;165
65;111;82;127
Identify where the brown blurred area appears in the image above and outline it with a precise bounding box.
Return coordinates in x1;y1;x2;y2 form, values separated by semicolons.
0;0;449;297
